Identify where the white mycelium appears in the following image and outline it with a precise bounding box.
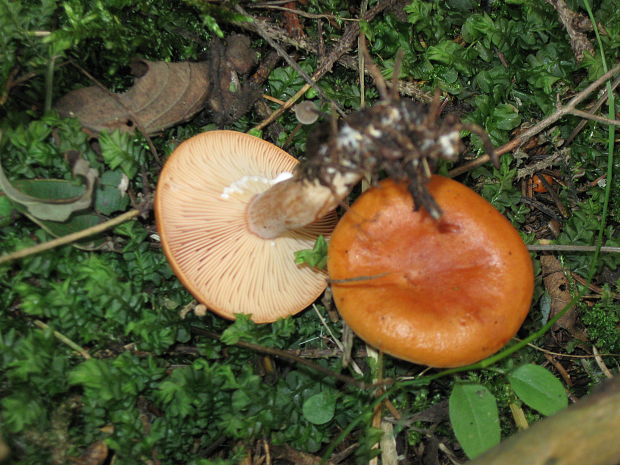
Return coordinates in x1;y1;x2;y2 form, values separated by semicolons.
220;171;294;199
437;131;460;159
380;106;401;126
337;124;363;151
367;124;382;138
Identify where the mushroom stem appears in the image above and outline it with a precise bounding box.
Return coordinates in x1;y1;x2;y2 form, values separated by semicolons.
247;171;362;239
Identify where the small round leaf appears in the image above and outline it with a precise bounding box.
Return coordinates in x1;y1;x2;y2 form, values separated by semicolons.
302;392;336;425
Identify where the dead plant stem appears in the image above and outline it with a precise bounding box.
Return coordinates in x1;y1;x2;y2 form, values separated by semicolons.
248;0;396;131
189;326;370;390
449;63;620;177
569;109;620;126
567;74;620;144
33;320;91;359
235;4;344;117
527;244;620;253
0;209;141;265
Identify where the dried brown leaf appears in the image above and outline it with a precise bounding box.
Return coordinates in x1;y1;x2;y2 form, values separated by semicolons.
70;441;108;465
540;255;576;333
55;60;210;135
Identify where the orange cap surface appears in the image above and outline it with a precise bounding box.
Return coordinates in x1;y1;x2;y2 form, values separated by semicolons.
328;176;534;367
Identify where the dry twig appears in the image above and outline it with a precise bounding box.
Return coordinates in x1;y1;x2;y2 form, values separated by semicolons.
0;209;141;265
235;4;344;116
449;64;620;177
527;244;620;254
33;320;92;359
190;326;372;390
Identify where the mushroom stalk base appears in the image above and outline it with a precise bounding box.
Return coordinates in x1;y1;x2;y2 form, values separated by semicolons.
247;172;361;239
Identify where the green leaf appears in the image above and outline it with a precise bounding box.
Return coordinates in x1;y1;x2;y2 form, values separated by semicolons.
1;392;46;433
220;314;257;345
449;384;500;459
426;40;463;65
405;1;433;25
302;391;336;425
269;63;312;100
0;195;15;227
98;130;143;179
508;364;568;416
0;155;98;222
294;235;328;270
461;14;497;45
232;389;252;411
68;359;124;401
8;179;108;248
96;170;129;215
490;104;521;131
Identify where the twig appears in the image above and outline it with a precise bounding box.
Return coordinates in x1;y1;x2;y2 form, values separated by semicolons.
312;304;364;376
232;11;431;102
592;346;614;378
569;109;620;126
526;244;620;253
235;4;344;116
313;0;395;78
0;209;141;265
262;94;286;105
521;339;618;359
33;320;91;359
329;442;359;464
248;0;398;131
448;63;620;177
438;442;464;465
570;271;620;300
544;353;573;386
567;75;620;144
248;4;356;21
189;326;369;390
253;82;315;131
535;173;570;217
358;0;368;109
520;197;563;221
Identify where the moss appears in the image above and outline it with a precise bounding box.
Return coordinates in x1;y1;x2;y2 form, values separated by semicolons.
581;298;620;354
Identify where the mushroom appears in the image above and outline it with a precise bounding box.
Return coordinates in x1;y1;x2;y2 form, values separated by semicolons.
155;130;359;323
293;101;321;125
327;176;534;367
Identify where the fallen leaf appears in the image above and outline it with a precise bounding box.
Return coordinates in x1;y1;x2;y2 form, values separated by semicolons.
0;153;97;222
540;255;576;333
6;179;112;249
70;440;109;465
55;60;210;135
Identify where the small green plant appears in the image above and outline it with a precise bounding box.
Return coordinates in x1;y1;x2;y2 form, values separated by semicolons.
449;363;568;459
294;235;328;270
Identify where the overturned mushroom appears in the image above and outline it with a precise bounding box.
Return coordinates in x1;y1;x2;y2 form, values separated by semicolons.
155;130;354;323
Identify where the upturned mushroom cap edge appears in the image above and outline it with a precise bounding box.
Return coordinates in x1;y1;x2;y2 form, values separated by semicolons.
155;130;338;323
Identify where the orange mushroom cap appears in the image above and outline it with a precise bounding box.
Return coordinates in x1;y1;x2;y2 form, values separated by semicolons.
532;173;554;193
328;176;534;367
155;130;337;323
